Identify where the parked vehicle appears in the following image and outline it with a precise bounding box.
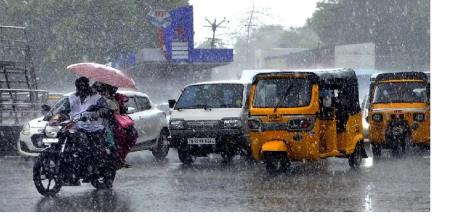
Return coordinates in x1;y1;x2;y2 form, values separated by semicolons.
247;68;367;173
168;80;251;164
33;113;118;196
367;72;430;157
17;90;170;159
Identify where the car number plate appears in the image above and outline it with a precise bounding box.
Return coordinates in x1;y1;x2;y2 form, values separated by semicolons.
187;138;216;145
42;138;59;144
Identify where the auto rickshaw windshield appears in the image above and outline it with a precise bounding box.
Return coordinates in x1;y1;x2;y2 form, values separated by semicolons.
253;78;312;108
372;82;428;104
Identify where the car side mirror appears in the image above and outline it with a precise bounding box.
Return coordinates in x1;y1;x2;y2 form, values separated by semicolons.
127;107;137;114
41;104;51;115
168;99;176;108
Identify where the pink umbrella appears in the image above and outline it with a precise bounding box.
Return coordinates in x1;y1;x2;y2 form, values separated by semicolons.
67;62;136;89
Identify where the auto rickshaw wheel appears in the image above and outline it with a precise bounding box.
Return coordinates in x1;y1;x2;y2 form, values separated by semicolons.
264;152;290;173
349;143;363;168
371;144;382;157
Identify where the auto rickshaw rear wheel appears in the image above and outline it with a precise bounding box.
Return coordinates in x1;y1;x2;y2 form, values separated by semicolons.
371;144;382;157
264;152;290;173
349;143;363;168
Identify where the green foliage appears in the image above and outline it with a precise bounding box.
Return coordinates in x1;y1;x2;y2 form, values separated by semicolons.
0;0;188;82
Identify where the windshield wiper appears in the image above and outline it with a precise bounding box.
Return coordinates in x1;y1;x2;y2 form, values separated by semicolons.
274;82;294;113
183;104;213;110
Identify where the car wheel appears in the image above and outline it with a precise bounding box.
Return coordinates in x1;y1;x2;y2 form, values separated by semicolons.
152;130;170;160
178;147;195;165
91;169;116;189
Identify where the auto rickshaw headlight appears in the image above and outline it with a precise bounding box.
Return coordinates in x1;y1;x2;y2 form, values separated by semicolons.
169;119;186;130
413;113;425;122
372;113;383;122
288;118;314;131
222;118;242;129
248;118;262;131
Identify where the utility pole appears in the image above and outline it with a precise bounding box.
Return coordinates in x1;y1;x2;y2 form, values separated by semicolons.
204;17;228;48
245;1;256;60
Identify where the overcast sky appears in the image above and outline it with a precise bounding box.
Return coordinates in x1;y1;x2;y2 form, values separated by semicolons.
189;0;321;47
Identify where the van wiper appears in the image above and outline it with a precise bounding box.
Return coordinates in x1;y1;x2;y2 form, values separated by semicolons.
189;104;212;110
274;82;294;113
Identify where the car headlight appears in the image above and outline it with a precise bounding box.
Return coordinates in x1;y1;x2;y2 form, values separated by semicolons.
169;120;185;130
22;123;31;136
248;118;262;131
222;118;242;129
413;113;425;122
372;113;383;122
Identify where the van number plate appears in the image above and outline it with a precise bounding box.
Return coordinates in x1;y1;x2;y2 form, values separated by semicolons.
187;138;216;145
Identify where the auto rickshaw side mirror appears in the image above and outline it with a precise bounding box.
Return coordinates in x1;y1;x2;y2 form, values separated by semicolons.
41;104;51;116
168;99;176;108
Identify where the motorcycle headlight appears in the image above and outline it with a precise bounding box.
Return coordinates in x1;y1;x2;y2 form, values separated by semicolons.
22;123;31;136
372;113;383;122
222;118;242;129
248;118;262;131
44;125;61;138
169;119;185;130
414;113;425;122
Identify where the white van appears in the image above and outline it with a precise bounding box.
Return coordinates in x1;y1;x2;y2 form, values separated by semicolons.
168;80;251;164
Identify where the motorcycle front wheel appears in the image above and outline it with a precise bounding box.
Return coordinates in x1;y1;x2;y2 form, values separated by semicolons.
33;153;63;196
91;168;116;189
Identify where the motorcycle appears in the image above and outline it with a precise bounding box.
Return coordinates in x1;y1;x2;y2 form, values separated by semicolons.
33;113;119;196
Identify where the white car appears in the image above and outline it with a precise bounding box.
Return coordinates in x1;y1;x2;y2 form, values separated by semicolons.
17;90;170;159
168;80;251;164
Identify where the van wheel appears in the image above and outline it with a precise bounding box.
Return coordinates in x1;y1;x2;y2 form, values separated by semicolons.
152;130;170;160
349;142;363;168
178;148;195;165
264;152;290;173
371;144;381;157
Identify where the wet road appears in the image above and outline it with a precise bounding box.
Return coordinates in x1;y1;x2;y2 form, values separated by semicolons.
0;145;429;212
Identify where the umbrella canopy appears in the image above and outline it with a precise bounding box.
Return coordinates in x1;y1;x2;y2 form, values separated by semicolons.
67;62;136;89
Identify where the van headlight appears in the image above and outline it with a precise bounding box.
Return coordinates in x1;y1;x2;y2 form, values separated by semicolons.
169;119;185;130
22;123;31;136
222;118;242;129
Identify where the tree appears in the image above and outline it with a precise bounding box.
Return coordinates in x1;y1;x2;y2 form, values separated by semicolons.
306;0;430;70
0;0;188;87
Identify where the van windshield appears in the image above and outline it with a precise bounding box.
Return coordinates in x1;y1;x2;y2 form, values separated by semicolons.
372;82;429;104
175;84;244;109
253;78;312;108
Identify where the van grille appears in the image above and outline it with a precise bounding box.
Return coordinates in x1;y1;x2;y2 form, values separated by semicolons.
186;120;220;129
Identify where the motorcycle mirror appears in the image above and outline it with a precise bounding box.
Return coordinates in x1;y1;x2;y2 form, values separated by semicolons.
41;104;51;116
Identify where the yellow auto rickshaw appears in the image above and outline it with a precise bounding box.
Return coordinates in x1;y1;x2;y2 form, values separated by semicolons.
367;72;430;157
248;68;367;172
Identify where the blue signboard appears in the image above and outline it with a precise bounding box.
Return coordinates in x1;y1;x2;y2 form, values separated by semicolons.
162;6;233;64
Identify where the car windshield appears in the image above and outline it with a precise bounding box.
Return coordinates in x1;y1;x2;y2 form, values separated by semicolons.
372;82;429;103
253;78;312;108
175;84;243;109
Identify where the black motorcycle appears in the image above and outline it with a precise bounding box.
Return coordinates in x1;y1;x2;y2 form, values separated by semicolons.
385;117;411;156
33;113;119;196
